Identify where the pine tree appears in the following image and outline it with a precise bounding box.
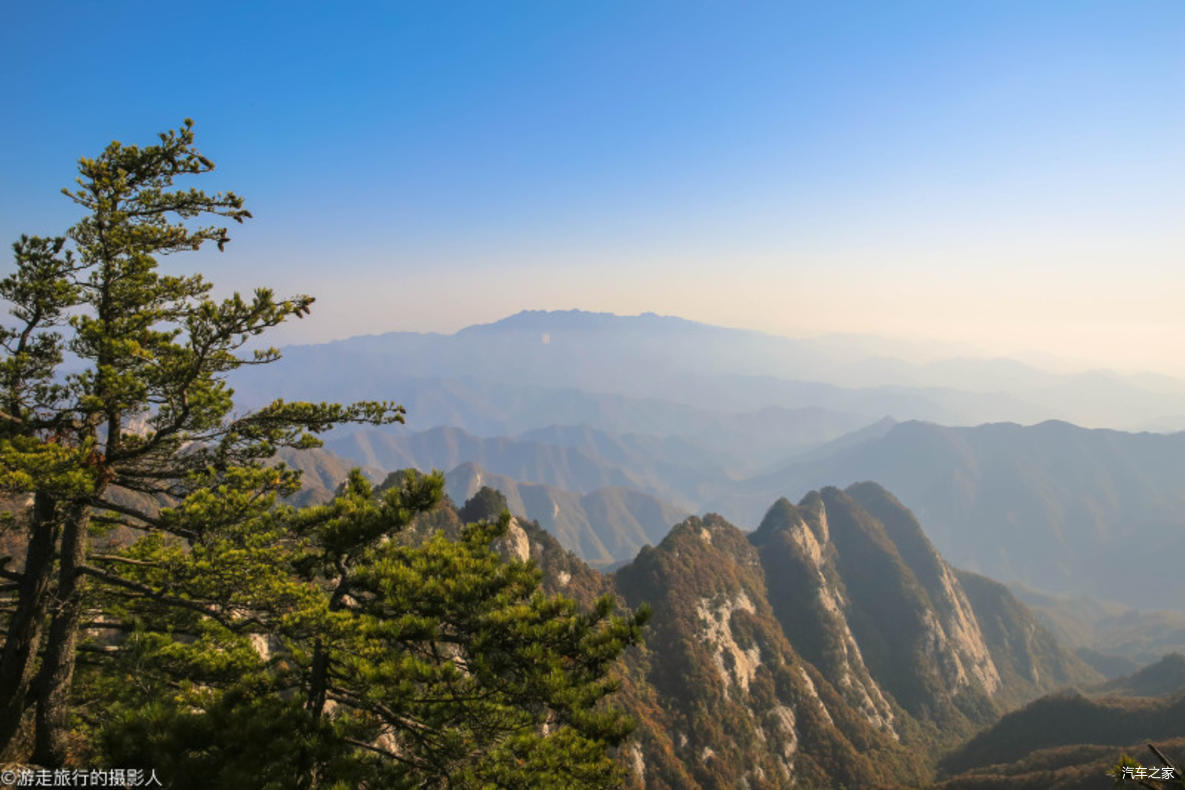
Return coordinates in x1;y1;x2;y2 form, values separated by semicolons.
0;121;404;764
1;122;648;788
94;472;647;788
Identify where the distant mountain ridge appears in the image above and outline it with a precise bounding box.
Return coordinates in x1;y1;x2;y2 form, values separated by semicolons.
939;690;1185;778
716;418;1185;611
445;461;688;567
326;425;694;508
288;449;1105;787
1096;653;1185;699
237;308;1185;431
460;309;718;336
239;370;882;470
275;442;691;567
1012;586;1185;674
294;416;1185;620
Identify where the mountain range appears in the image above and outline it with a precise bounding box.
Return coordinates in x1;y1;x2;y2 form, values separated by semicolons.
717;419;1185;611
435;479;1102;788
276;442;689;568
301;415;1185;616
939;688;1185;787
1013;587;1185;676
444;461;687;567
279;427;1185;786
233;309;1185;433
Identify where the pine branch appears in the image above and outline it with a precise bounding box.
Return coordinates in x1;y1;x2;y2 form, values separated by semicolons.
77;564;252;630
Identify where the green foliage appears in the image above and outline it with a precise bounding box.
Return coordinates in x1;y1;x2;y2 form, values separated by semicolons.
93;472;647;788
0;437;94;498
0;235;78;431
457;484;509;524
0;120;643;785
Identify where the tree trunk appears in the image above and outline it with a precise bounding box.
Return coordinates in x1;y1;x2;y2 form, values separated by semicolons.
296;639;329;790
299;572;349;789
31;501;90;767
0;491;59;754
307;634;332;721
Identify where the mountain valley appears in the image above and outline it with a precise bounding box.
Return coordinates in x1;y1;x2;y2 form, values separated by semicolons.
431;480;1108;788
261;310;1185;787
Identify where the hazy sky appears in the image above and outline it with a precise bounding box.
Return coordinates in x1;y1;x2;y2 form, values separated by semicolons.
2;2;1183;373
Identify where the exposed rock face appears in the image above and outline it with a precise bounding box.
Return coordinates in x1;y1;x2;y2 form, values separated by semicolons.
613;514;925;789
499;516;531;562
612;485;1098;788
751;496;898;738
695;591;761;694
454;482;1099;789
846;482;1001;697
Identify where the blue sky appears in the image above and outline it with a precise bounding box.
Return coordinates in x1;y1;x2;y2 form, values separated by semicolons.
2;2;1183;371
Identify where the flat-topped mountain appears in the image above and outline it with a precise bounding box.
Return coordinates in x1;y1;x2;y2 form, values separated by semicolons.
232;309;1185;434
460;309;716;336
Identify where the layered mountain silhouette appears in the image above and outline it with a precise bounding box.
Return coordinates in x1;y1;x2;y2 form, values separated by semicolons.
444;461;688;567
323;424;753;510
278;441;691;567
255;373;880;471
233;309;1185;436
300;416;1185;616
940;690;1185;780
1094;653;1185;699
1013;586;1185;675
326;425;654;499
718;419;1185;611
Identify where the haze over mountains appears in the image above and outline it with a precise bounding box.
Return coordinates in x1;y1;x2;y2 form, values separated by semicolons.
711;419;1185;611
305;418;1185;614
256;309;1185;619
235;310;1185;433
263;309;1185;785
936;649;1185;789
444;462;688;567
